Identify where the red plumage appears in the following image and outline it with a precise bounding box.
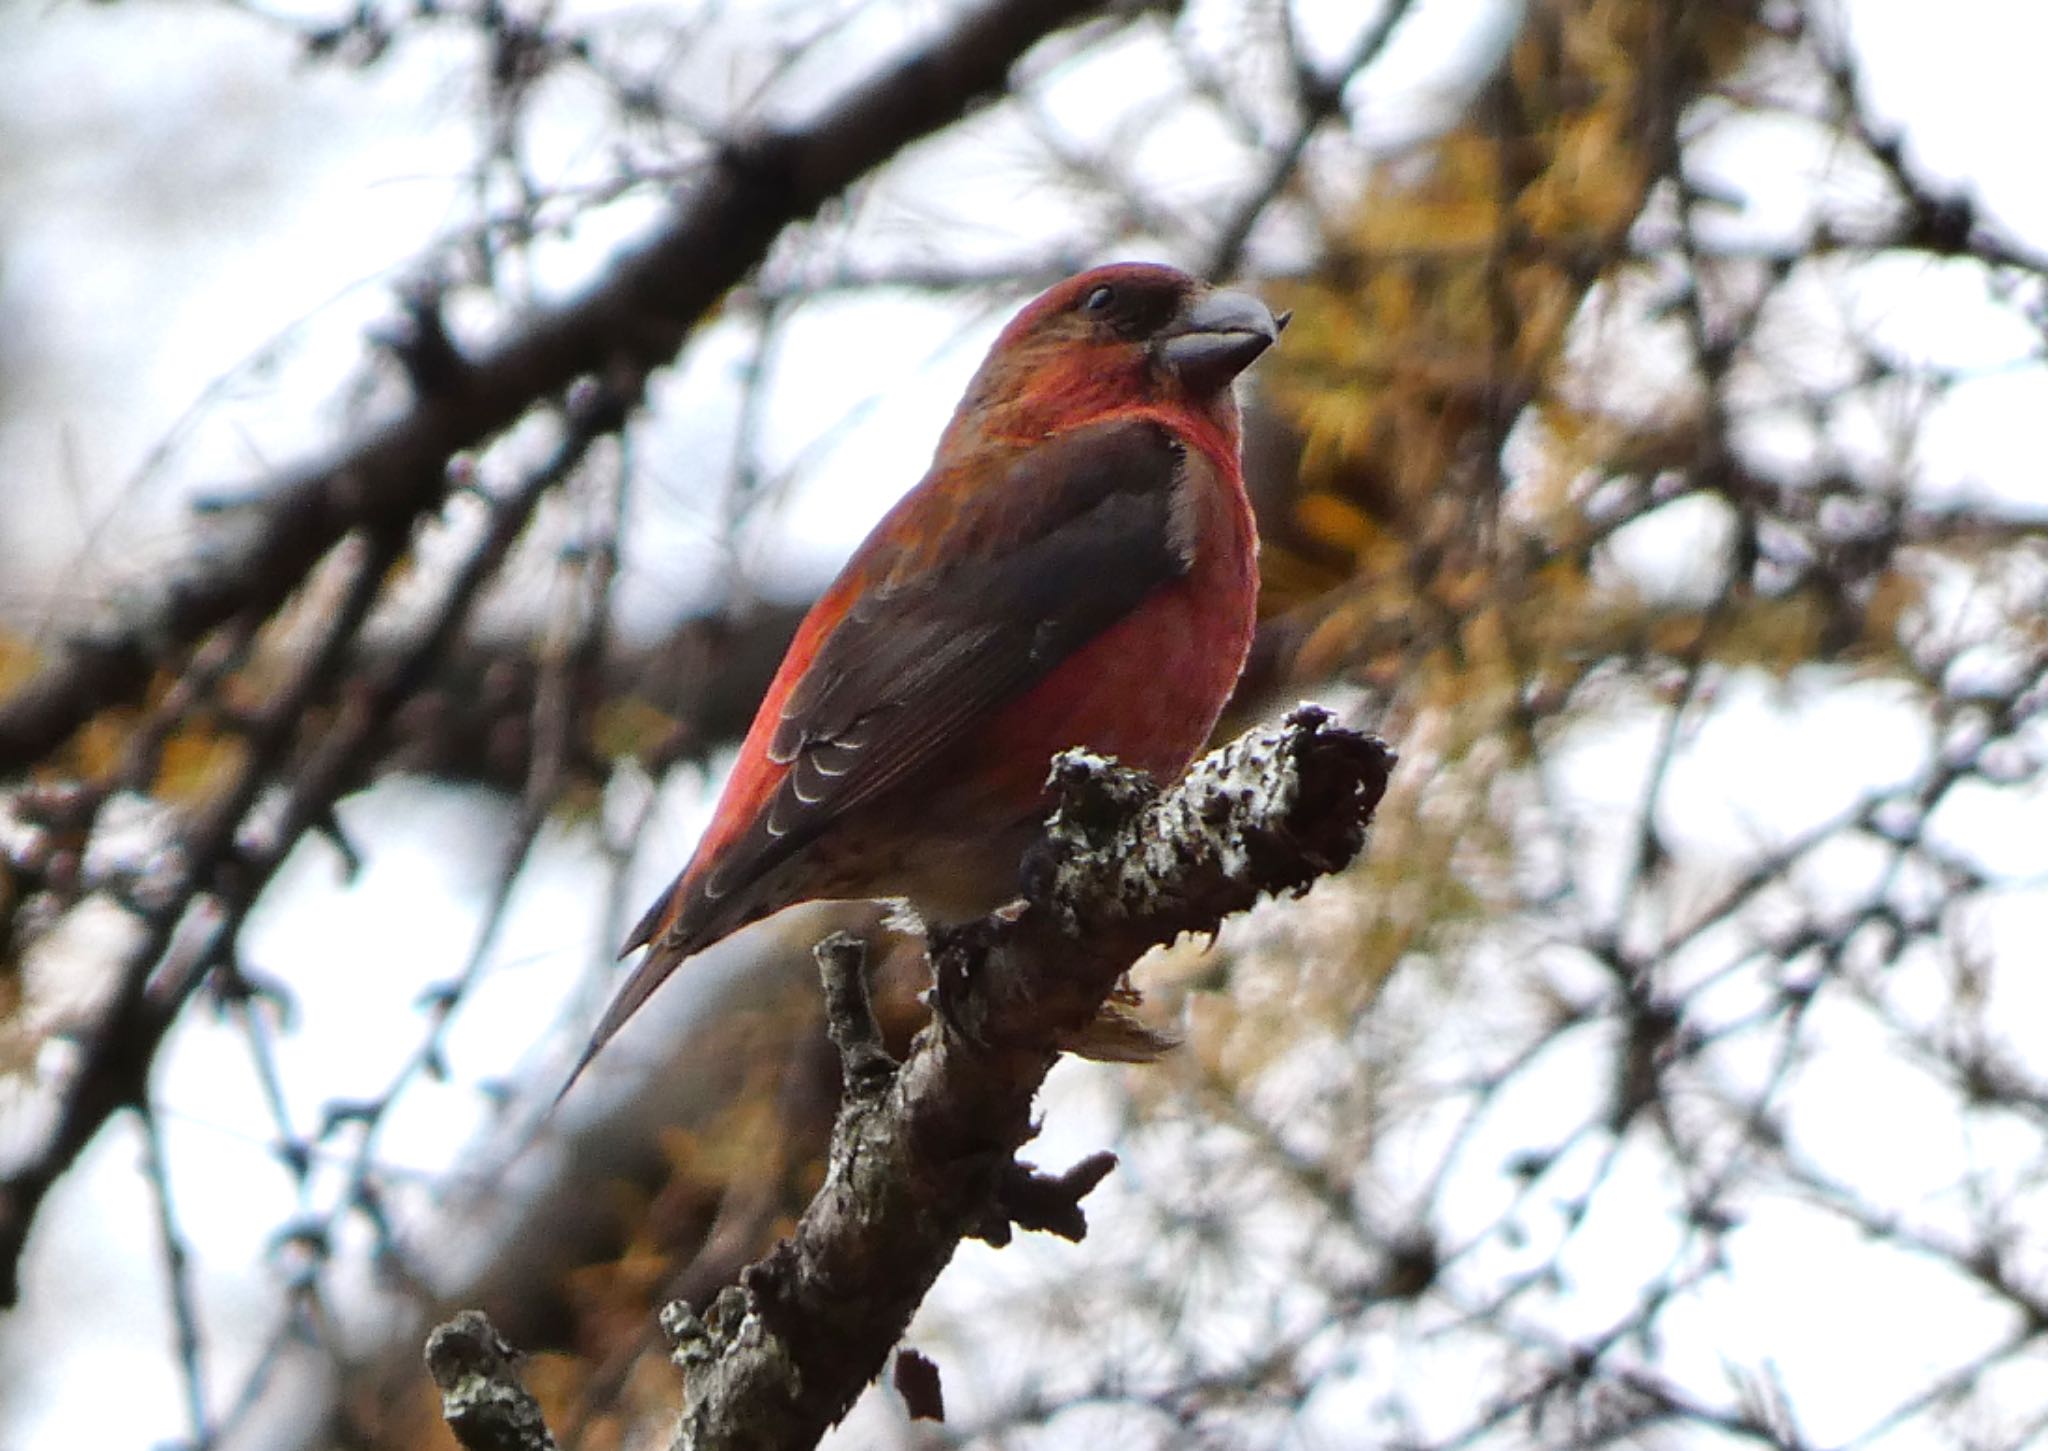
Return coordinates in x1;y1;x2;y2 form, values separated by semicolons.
568;262;1281;1086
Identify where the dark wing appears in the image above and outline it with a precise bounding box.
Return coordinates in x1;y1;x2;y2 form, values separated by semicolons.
690;415;1193;916
560;418;1191;1098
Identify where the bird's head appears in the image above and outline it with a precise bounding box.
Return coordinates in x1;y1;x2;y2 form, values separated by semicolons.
948;262;1286;448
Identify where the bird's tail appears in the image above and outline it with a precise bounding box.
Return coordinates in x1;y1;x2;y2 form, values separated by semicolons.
551;873;716;1106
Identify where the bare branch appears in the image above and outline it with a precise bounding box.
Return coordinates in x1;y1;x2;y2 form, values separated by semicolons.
0;0;1112;779
661;706;1393;1450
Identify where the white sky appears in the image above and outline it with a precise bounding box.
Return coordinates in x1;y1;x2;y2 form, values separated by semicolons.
3;0;2047;1447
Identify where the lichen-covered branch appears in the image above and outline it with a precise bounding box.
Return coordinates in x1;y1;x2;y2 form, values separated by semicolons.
656;706;1393;1450
426;1311;560;1451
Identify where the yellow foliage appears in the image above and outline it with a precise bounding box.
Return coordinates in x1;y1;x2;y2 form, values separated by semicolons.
1187;0;1813;1112
1259;0;1771;627
61;711;141;785
656;1069;787;1190
592;698;678;762
1862;570;1926;651
521;1354;607;1451
563;1228;672;1316
153;726;248;804
46;704;247;806
1293;491;1377;557
0;632;35;699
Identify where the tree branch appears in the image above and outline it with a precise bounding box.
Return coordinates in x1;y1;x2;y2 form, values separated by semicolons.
0;0;1108;779
426;1310;561;1451
658;706;1394;1449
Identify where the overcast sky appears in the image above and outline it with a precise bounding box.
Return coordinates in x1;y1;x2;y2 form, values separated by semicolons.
4;1;2047;1446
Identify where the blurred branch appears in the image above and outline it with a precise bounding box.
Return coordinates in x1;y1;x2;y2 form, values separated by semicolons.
1205;0;1418;278
349;602;807;790
0;0;1112;780
0;400;611;1308
659;707;1392;1450
137;1099;210;1447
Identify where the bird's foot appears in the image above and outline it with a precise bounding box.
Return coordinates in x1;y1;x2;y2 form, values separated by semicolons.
925;915;1006;1049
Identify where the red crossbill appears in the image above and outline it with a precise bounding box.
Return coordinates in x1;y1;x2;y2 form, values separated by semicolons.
572;262;1282;1082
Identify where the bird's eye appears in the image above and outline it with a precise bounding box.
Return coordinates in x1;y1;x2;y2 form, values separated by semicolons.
1081;284;1115;315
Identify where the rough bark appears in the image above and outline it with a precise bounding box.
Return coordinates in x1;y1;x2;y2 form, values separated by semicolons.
433;707;1391;1451
426;1311;560;1451
677;707;1391;1447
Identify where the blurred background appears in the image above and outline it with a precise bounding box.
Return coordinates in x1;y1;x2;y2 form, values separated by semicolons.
3;0;2047;1446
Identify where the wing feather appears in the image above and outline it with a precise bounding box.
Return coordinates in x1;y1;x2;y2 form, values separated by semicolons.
569;417;1197;1095
670;416;1191;944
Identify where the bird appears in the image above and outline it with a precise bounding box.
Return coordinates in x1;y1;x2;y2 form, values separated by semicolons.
569;262;1283;1087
